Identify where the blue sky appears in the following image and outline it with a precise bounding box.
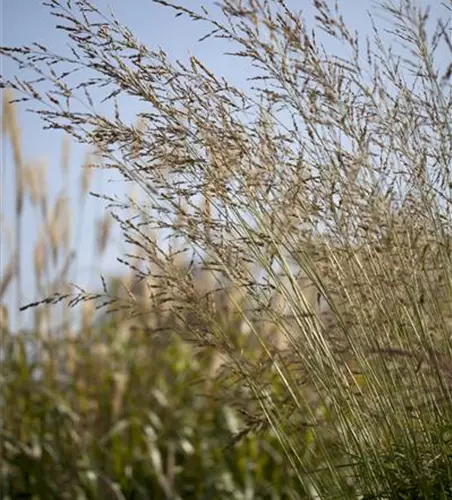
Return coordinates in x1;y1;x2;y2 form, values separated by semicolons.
1;0;449;328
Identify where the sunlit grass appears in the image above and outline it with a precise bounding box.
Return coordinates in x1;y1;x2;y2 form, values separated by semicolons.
1;0;452;497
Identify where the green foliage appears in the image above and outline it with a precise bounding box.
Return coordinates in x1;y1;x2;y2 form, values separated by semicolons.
1;322;309;499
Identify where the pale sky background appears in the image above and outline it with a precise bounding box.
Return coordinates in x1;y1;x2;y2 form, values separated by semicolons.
1;0;450;329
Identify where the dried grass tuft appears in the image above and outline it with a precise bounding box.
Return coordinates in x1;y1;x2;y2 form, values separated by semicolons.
1;0;452;496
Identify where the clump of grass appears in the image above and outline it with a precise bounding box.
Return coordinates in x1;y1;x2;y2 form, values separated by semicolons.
2;317;307;499
0;91;317;499
2;0;452;497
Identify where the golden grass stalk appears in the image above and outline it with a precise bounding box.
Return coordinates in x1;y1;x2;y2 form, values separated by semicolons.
0;256;15;302
3;89;24;327
61;134;70;176
96;213;112;256
0;303;9;332
111;371;129;419
81;152;95;197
